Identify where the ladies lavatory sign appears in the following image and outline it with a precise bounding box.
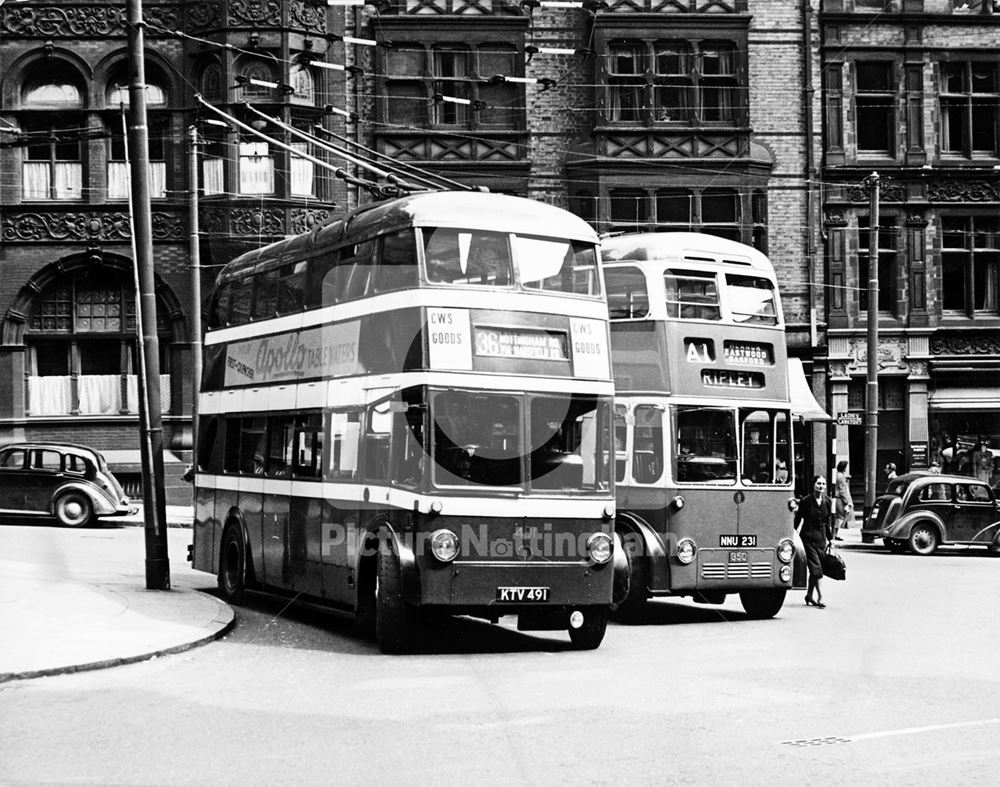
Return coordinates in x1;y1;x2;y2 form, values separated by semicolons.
224;321;362;385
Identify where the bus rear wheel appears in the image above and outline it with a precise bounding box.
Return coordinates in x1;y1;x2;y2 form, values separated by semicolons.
739;589;786;619
568;606;608;650
375;542;416;654
218;525;247;605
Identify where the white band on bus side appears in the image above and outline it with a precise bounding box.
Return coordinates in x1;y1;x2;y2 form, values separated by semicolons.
196;473;612;520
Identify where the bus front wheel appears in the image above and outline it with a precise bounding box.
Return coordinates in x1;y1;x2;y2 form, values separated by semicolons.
611;547;648;622
568;606;608;650
739;589;786;619
376;543;416;654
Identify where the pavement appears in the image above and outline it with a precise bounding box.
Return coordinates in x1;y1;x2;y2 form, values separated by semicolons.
0;506;233;684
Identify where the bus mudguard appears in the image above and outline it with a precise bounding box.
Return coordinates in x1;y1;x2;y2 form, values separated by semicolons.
615;510;669;592
223;507;260;586
376;521;420;605
611;532;630;606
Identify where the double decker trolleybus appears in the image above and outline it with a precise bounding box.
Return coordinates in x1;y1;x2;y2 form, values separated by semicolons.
191;192;624;651
600;232;801;620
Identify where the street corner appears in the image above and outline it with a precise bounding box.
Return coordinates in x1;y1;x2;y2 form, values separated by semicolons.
0;574;234;684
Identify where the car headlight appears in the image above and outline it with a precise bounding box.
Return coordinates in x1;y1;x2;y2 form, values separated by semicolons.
777;539;794;564
429;529;459;562
587;533;613;564
676;538;696;564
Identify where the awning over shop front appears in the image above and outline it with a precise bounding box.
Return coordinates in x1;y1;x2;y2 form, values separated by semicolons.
928;386;1000;410
788;358;832;421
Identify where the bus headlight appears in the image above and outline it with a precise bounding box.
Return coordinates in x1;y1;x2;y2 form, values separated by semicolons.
676;538;696;564
779;565;792;582
430;529;459;563
587;533;613;564
777;539;794;564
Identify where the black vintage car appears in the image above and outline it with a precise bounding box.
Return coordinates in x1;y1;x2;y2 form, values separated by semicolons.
862;472;1000;556
0;442;136;527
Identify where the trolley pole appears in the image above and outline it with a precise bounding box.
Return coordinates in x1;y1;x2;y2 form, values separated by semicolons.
127;0;170;589
188;126;203;462
863;172;880;520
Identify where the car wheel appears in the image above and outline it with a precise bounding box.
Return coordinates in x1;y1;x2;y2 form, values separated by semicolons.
568;606;609;650
54;491;94;528
739;589;787;619
218;525;248;604
885;538;907;554
908;523;939;556
375;536;416;654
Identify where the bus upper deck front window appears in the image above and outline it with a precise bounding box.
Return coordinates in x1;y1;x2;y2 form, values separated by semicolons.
515;237;601;296
422;228;513;287
605;265;649;319
727;274;778;325
665;270;720;320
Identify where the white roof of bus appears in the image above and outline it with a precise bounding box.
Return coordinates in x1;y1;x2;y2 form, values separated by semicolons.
386;191;599;241
600;232;774;274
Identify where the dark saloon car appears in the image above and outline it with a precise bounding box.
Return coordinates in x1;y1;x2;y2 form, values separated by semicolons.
862;472;1000;555
0;442;136;527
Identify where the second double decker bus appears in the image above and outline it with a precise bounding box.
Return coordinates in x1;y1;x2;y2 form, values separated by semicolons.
601;232;800;619
191;192;623;651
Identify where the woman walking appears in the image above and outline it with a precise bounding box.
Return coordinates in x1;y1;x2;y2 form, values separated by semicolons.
792;475;834;609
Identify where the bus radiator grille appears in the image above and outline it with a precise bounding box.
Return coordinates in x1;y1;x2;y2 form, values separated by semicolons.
700;562;772;580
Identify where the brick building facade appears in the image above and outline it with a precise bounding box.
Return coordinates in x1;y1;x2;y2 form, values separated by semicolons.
0;0;996;499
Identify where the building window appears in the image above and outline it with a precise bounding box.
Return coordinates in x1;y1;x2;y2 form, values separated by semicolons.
858;215;898;313
608;186;758;244
22;116;84;200
605;39;738;125
25;270;171;416
855;61;895;154
382;42;520;130
290;63;314;105
290;119;315;197
239;139;274;195
107;115;168;200
939;61;999;157
941;216;999;315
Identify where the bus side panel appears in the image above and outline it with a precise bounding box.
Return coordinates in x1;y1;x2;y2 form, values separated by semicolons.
192;485;218;574
319;496;359;607
237;488;265;585
261;491;291;589
292;493;325;598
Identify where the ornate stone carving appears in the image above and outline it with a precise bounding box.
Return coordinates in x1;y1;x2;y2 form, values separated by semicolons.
908;360;928;378
828;361;849;379
231;208;284;237
186;2;223;31
930;334;1000;355
290;208;330;235
2;211;182;242
290;0;327;33
846;182;905;203
824;210;847;226
927;180;1000;202
1;4;177;36
848;338;908;371
229;0;281;26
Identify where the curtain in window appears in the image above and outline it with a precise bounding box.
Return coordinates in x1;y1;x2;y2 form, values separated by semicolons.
122;374;171;414
203;157;224;195
54;163;83;199
291;143;314;196
27;376;72;415
78;374;121;415
108;162;130;199
239;143;274;194
23;163;50;199
148;161;166;199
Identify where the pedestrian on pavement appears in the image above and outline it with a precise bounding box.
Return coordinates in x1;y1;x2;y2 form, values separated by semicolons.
833;460;853;541
884;462;897;489
791;474;834;609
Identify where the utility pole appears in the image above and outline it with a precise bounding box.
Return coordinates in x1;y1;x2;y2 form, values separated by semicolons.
188;126;203;462
863;171;880;519
127;0;170;589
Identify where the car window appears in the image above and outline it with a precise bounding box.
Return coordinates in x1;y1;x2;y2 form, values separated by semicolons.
919;482;951;502
963;484;991;503
65;454;97;478
0;449;26;469
28;449;62;471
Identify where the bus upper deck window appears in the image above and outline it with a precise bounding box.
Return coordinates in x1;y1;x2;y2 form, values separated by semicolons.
727;274;778;325
276;261;308;314
605;265;649;318
375;230;419;292
665;270;720;320
516;237;600;296
423;228;512;287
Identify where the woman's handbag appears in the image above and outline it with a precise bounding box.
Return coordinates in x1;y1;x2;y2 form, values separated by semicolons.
821;545;847;581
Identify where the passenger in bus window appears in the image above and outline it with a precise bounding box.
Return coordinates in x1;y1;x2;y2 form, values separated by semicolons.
774;459;789;484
